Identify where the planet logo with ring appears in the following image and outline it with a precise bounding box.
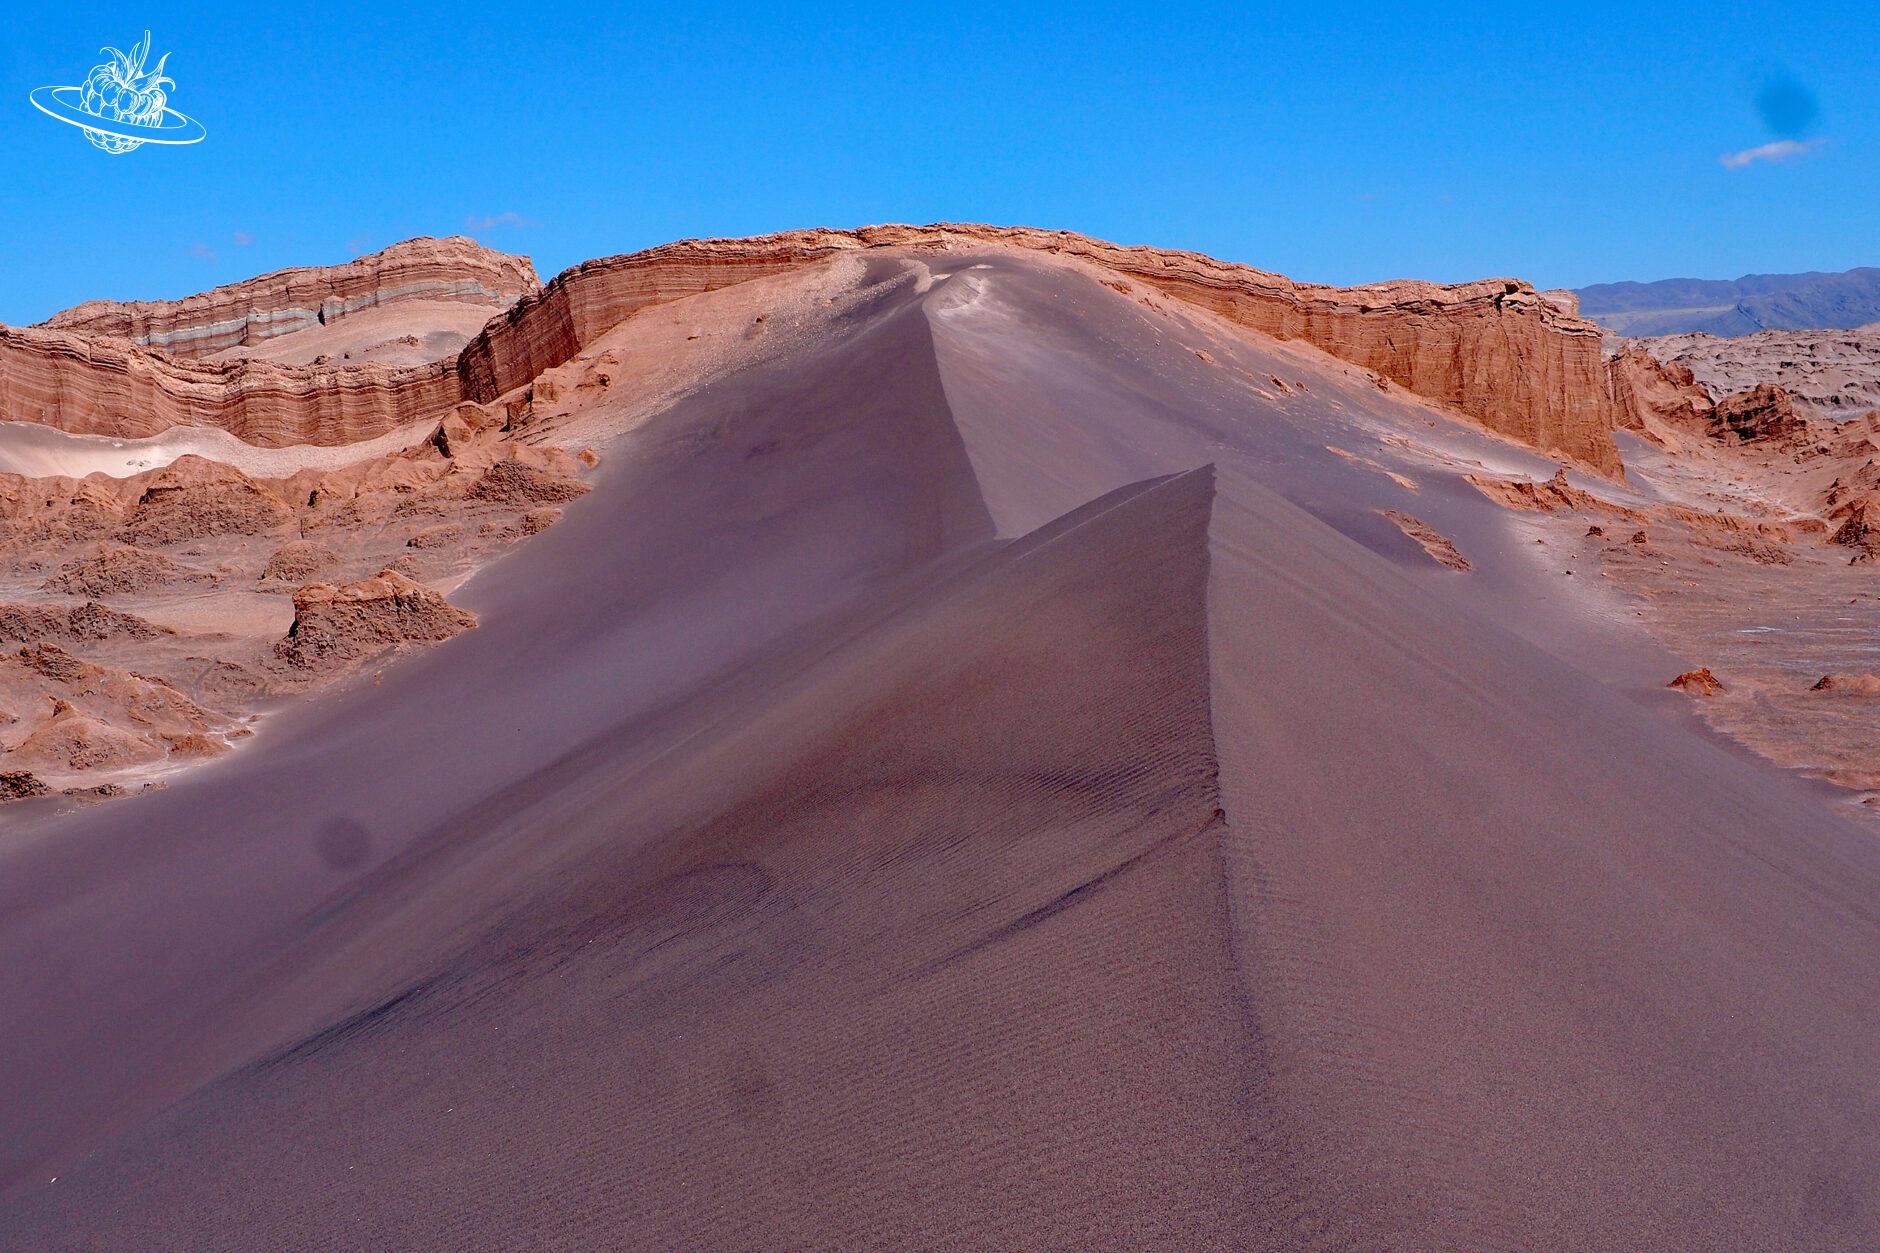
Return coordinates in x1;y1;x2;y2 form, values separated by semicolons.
30;31;206;155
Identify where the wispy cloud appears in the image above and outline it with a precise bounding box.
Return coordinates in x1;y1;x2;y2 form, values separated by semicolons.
1720;138;1824;170
465;211;539;231
233;230;254;247
190;242;217;263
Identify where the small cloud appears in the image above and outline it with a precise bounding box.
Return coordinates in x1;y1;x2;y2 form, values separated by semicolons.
233;230;254;247
465;211;539;231
190;242;217;262
1720;138;1824;170
345;234;374;256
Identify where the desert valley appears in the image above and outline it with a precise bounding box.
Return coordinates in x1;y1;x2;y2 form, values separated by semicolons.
2;225;1878;1246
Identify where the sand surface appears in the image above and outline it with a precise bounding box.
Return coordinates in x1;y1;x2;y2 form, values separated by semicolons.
2;247;1878;1248
0;416;435;479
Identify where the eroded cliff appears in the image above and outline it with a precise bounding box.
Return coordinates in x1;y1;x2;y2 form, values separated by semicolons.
5;224;1625;470
39;237;539;358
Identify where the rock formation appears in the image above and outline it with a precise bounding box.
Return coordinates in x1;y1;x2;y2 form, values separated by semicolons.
1710;384;1808;444
1608;346;1714;432
1380;510;1473;570
259;540;341;585
0;770;50;801
275;569;477;672
1466;468;1645;520
4;225;1625;473
42;543;218;596
1630;321;1880;418
0;601;167;643
117;456;296;545
1668;668;1726;696
1809;673;1880;696
39;237;538;357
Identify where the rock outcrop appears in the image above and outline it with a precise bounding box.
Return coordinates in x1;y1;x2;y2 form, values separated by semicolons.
0;770;50;801
1631;321;1880;419
462;460;592;506
39;237;538;357
0;643;224;779
1608;346;1714;432
1809;673;1880;696
1710;384;1808;444
5;225;1626;473
0;601;167;643
1668;668;1726;696
259;540;341;585
1465;468;1645;520
458;225;1624;473
42;544;218;597
116;456;296;546
275;569;477;672
1380;510;1473;570
0;325;460;446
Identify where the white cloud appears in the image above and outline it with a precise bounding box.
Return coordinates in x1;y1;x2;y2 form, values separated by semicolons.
1720;138;1824;170
233;230;254;247
465;211;539;231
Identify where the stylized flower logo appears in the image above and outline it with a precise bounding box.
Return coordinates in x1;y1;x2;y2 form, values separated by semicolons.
30;30;206;155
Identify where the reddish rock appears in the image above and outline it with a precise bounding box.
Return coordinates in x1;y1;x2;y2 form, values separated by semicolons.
1711;384;1809;444
9;698;164;772
464;460;592;506
1829;499;1876;551
40;236;537;357
118;456;295;545
42;543;217;596
0;601;167;643
1667;668;1726;696
1380;510;1473;571
1810;673;1880;695
259;540;341;585
275;569;477;671
6;225;1626;474
0;771;51;801
1466;468;1645;519
1607;347;1714;432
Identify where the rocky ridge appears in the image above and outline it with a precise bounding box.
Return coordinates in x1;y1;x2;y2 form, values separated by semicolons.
5;225;1623;471
40;237;538;357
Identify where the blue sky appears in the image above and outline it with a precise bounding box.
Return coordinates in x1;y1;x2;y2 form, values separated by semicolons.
0;1;1872;323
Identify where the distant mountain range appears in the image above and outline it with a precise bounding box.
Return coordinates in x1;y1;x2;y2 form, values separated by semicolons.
1575;266;1880;337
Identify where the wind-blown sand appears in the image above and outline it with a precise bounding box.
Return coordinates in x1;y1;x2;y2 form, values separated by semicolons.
1;243;1878;1248
0;416;435;479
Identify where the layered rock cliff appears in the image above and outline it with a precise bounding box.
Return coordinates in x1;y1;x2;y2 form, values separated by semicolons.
5;224;1625;471
457;224;1624;473
39;237;538;358
0;325;457;446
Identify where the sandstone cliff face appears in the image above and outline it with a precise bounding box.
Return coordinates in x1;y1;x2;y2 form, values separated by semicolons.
0;325;458;446
39;237;538;358
4;224;1624;472
457;225;1624;473
1608;346;1713;431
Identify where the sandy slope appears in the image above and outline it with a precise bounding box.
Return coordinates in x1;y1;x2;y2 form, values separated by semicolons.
202;298;501;368
2;248;1878;1248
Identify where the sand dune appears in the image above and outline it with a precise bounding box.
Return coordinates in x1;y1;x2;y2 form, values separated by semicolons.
2;243;1878;1247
